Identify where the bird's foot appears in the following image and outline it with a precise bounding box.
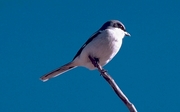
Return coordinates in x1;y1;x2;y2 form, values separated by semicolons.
88;56;99;67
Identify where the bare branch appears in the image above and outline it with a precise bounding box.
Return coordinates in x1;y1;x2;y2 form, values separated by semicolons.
89;56;137;112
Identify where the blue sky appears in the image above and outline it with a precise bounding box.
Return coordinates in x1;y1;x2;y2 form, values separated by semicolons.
0;0;180;112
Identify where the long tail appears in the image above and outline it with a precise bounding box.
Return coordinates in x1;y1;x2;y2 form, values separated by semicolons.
40;62;77;82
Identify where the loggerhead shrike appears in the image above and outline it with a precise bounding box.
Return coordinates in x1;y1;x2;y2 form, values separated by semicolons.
40;20;130;82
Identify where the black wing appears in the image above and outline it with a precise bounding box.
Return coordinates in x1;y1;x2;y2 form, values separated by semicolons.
72;31;101;60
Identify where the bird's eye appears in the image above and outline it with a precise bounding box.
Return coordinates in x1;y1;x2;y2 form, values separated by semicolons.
118;23;125;31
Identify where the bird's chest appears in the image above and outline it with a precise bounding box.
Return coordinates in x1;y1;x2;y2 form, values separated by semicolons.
93;33;122;59
83;29;123;60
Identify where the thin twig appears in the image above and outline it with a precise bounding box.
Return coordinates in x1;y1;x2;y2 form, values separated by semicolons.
89;56;137;112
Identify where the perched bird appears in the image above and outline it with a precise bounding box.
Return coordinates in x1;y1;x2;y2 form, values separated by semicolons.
40;20;130;82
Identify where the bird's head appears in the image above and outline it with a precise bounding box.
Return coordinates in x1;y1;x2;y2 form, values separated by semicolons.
100;20;131;37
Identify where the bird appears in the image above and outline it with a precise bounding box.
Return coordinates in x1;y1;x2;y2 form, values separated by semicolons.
40;20;130;82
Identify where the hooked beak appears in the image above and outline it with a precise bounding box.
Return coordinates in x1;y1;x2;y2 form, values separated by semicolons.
125;31;131;36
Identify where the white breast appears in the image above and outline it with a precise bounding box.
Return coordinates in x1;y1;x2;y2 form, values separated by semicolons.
75;28;125;70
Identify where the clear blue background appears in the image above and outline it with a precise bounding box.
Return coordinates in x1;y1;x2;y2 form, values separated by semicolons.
0;0;180;112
